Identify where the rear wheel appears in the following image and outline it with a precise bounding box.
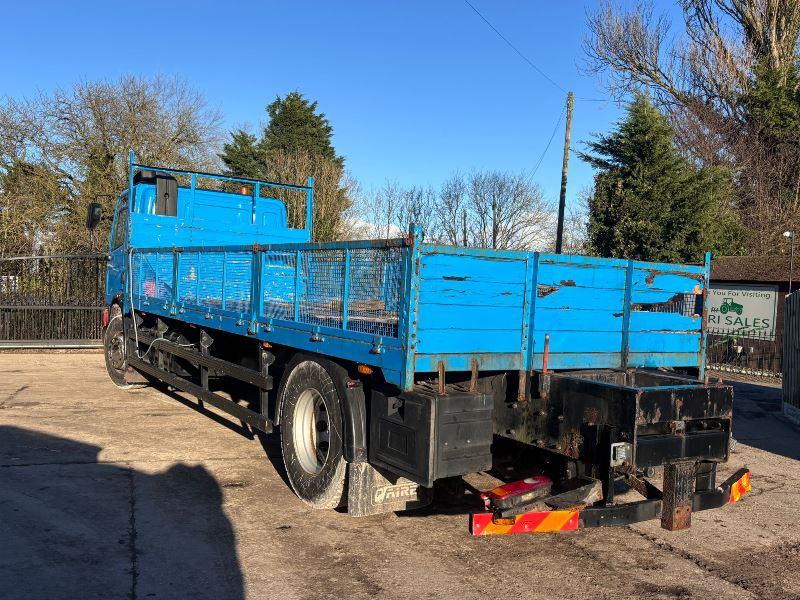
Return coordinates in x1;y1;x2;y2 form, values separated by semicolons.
279;357;347;509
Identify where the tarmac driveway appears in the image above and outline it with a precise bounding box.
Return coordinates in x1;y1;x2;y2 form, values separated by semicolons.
1;353;799;600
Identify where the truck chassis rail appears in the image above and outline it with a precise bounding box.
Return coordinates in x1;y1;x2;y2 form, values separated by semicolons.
127;329;273;433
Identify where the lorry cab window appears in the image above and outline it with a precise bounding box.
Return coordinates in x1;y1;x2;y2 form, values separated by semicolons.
111;197;127;250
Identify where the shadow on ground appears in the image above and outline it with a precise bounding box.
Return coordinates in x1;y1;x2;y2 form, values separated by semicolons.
0;426;244;600
731;381;800;461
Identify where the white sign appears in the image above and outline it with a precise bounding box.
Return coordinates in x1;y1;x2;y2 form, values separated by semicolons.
708;284;778;339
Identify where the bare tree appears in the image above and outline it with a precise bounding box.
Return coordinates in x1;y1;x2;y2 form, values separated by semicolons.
0;75;222;254
259;149;353;242
466;171;552;250
437;172;469;246
349;181;403;240
561;189;591;255
586;0;800;114
349;170;551;249
585;0;800;253
396;185;440;241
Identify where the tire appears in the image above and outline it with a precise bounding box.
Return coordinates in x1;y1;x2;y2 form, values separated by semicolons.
103;310;138;390
278;356;347;509
720;305;728;314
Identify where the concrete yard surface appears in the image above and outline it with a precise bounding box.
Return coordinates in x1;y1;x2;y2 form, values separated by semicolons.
1;353;799;600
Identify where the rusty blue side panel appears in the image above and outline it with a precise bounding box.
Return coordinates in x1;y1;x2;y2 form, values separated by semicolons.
412;246;709;381
126;236;708;391
413;245;531;378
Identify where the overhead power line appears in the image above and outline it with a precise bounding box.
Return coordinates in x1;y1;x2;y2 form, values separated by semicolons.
531;105;566;177
462;0;607;103
462;0;566;94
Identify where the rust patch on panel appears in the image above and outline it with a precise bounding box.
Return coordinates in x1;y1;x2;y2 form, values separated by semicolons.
642;268;705;286
582;406;600;426
537;280;577;298
538;285;558;298
560;428;583;459
636;404;662;425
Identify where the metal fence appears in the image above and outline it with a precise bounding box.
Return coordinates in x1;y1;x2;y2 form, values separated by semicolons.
783;292;800;420
706;327;783;379
0;254;106;347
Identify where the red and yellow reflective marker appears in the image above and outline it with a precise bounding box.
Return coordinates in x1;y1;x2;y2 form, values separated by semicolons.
471;510;580;536
479;475;552;509
728;470;751;504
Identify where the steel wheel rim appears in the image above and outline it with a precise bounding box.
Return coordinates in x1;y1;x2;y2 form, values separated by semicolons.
108;333;126;372
292;388;330;474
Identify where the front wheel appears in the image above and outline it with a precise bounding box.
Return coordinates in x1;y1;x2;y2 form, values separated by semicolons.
279;357;347;509
103;311;138;389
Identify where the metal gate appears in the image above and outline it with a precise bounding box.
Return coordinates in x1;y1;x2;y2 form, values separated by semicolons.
0;254;106;347
782;291;800;424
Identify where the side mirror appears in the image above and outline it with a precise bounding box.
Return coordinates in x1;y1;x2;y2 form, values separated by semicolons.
86;202;102;231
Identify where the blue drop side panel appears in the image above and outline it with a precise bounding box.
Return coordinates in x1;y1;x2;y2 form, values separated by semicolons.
625;260;706;368
530;253;628;370
414;248;529;367
411;248;709;377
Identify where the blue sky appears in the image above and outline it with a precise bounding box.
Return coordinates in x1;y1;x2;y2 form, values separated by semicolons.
0;1;647;210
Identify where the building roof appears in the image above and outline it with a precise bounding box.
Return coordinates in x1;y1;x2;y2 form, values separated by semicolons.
711;255;792;283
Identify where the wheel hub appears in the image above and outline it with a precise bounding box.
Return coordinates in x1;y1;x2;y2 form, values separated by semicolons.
293;389;330;474
107;333;126;372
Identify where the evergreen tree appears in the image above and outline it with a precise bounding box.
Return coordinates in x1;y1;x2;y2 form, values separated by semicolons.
260;91;343;168
217;92;350;241
743;62;800;144
581;94;743;262
219;130;264;179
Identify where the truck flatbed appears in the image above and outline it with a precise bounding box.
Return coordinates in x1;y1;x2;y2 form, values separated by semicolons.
128;236;709;391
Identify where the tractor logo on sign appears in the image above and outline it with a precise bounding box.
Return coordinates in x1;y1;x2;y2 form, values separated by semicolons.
719;298;743;316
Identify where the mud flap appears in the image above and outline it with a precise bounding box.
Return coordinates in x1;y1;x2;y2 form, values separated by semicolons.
347;461;433;517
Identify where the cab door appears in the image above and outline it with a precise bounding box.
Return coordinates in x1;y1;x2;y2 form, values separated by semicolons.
105;193;129;305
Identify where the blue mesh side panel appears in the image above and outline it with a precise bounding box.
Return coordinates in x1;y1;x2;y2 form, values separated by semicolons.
262;250;296;320
199;252;224;310
299;249;345;329
224;251;252;314
348;247;402;338
135;252;158;299
154;252;173;301
178;252;199;305
134;244;404;341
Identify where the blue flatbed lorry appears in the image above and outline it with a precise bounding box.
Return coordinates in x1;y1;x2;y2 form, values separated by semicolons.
93;153;750;534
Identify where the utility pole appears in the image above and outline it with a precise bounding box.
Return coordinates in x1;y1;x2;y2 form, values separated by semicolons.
555;91;574;254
